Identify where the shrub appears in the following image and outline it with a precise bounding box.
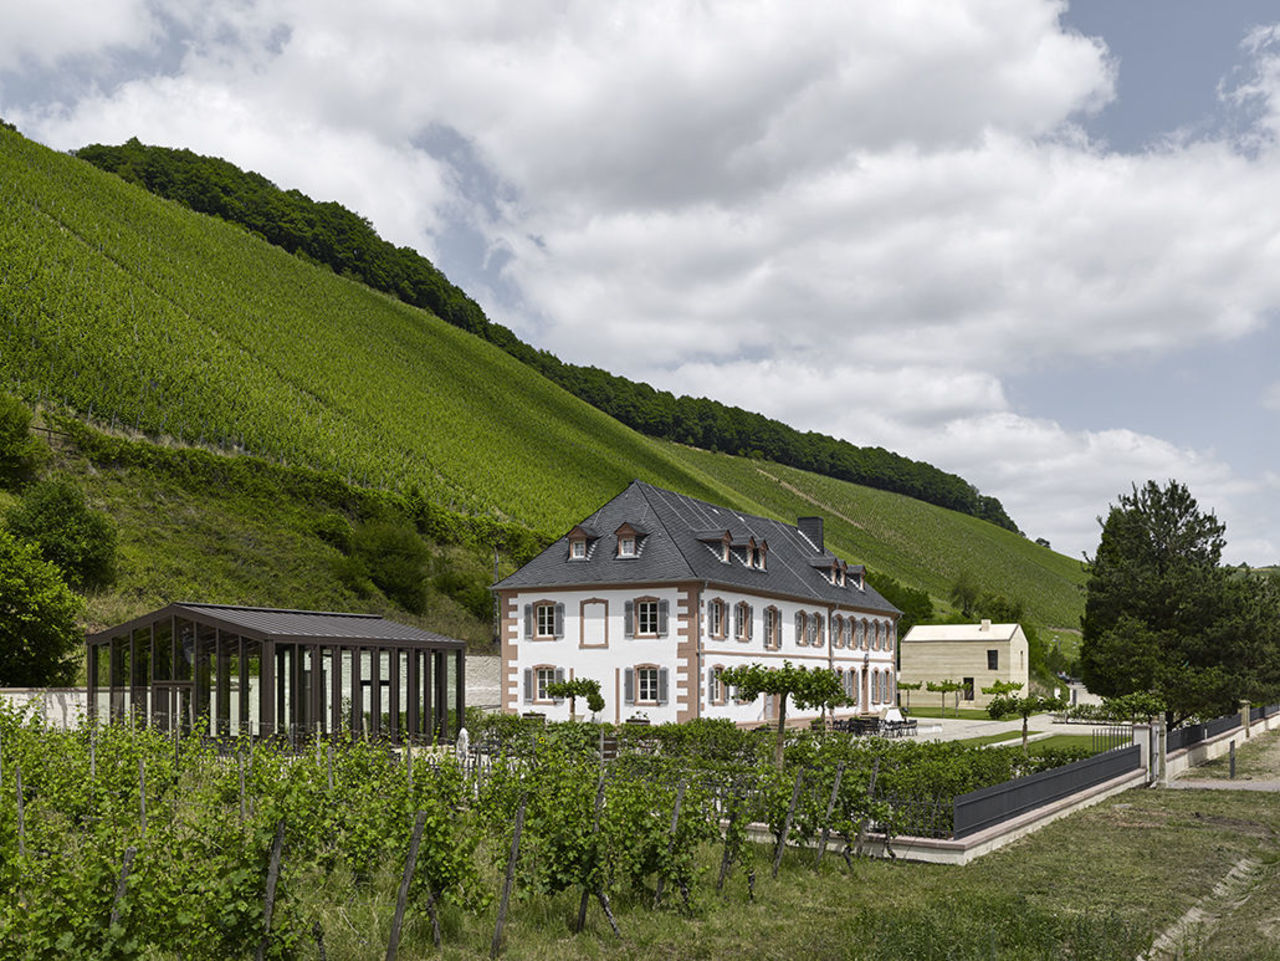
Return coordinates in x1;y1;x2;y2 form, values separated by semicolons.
5;478;117;590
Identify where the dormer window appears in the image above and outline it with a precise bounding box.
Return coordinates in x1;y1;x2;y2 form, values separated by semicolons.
758;542;768;570
614;522;644;558
570;539;586;559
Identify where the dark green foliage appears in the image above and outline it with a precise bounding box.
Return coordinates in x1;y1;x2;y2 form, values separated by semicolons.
76;138;1020;533
987;693;1068;749
0;392;46;488
0;529;82;685
720;661;850;767
349;519;430;614
432;564;493;621
870;569;933;635
1081;480;1280;726
312;511;353;553
949;570;980;617
5;478;117;590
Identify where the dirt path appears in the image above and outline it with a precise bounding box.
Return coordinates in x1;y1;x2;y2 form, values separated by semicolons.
1191;727;1280;781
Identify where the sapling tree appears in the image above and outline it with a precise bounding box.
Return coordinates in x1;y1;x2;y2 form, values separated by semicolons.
980;680;1024;698
545;677;605;718
987;693;1068;750
719;661;849;768
926;679;964;716
897;681;923;711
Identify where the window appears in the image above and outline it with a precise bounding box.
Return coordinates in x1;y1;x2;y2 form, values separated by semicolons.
807;612;824;648
570;538;586;559
637;666;660;703
795;611;808;646
832;615;844;649
846;669;858;706
708;598;725;639
708;665;726;705
963;677;975;701
524;665;564;703
618;536;636;557
764;606;781;650
734;602;752;641
626;597;667;638
871;621;881;651
855;618;866;649
537;603;557;638
525;601;564;640
987;649;999;671
886;622;895;651
637;600;658;635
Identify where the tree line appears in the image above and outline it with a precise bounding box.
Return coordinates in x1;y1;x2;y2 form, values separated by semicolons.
74;138;1020;533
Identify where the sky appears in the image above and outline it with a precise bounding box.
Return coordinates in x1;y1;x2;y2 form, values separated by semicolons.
2;0;1279;566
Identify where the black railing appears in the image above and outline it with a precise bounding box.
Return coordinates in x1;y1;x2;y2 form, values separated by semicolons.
952;745;1141;839
1167;710;1240;753
1091;725;1133;754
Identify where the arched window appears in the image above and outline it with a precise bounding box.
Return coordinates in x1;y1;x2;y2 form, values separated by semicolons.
809;613;824;648
764;606;781;650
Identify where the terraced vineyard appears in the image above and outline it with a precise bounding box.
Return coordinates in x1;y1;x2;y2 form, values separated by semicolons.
0;127;1085;627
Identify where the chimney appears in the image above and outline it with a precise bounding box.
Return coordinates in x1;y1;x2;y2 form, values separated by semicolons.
980;619;991;631
797;516;824;552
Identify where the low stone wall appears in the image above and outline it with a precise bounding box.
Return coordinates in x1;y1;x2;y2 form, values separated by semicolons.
1166;709;1280;780
0;688;89;729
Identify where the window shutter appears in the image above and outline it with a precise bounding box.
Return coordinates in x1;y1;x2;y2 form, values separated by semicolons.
658;600;669;637
553;667;565;702
624;601;634;638
624;668;635;705
658;668;669;705
554;603;565;639
746;606;753;640
794;611;803;643
523;668;533;703
707;668;715;704
524;604;532;639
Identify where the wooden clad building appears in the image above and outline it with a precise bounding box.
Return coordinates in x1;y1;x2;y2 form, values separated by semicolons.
86;603;466;742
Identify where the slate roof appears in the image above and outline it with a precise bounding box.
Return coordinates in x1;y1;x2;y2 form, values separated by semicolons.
494;481;899;614
88;603;465;648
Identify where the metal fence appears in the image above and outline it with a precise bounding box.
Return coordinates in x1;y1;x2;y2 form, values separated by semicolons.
1090;725;1133;754
1166;710;1241;753
952;744;1141;839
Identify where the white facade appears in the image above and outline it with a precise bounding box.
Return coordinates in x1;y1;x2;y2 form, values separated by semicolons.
500;582;899;726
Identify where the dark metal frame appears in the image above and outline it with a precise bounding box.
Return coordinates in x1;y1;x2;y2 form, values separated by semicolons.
86;604;466;743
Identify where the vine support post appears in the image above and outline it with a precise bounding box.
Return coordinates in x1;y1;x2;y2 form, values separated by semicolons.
773;770;804;878
716;792;744;893
577;777;607;933
490;794;526;959
238;751;246;822
327;742;334;793
654;780;686;907
255;820;287;961
815;762;846;869
138;758;147;834
15;766;25;857
109;846;137;928
385;811;427;961
854;757;881;859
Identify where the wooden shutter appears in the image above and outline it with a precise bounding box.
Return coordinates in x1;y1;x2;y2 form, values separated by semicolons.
523;668;532;703
554;603;565;639
624;601;634;638
746;605;753;640
658;668;669;705
624;667;635;704
658;600;669;637
523;605;532;639
795;611;803;644
553;667;565;702
707;668;715;704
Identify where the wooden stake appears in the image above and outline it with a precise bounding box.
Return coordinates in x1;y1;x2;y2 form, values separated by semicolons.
490;795;526;959
577;777;607;933
815;762;846;869
327;742;334;793
15;766;25;858
255;821;286;961
138;758;147;835
854;758;881;860
238;752;246;822
109;846;137;927
716;797;741;893
773;771;804;878
654;781;686;906
386;811;428;961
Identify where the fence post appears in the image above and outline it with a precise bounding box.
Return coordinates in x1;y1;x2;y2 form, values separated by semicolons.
1240;700;1252;739
256;821;287;961
385;811;428;961
773;771;804;879
1133;723;1152;785
1154;718;1168;787
490;795;526;959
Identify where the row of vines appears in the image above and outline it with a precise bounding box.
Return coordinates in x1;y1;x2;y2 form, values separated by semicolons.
0;707;1095;959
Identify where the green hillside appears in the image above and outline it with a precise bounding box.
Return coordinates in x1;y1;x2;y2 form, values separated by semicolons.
0;127;1085;629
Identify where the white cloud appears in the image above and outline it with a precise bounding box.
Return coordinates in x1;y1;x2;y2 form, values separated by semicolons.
1263;381;1280;411
0;0;160;70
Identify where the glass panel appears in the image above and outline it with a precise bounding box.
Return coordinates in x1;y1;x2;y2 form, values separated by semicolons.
175;618;195;681
94;643;111;721
446;651;460;740
242;639;261;738
197;624;217;735
153;619;172;681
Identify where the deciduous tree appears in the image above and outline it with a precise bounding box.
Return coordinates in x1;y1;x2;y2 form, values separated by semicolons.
719;661;848;768
0;529;82;686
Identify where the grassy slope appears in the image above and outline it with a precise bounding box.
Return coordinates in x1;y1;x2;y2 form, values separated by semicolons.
0;128;1084;627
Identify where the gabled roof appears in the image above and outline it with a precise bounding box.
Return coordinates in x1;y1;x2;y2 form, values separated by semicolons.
87;603;465;648
494;480;899;614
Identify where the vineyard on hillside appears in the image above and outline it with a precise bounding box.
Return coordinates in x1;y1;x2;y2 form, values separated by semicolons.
0;710;1097;958
0;127;1085;628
